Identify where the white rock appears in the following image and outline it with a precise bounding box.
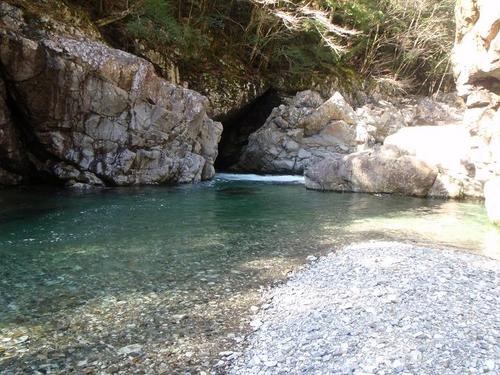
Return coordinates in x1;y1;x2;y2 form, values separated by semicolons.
250;354;262;366
250;319;263;330
391;359;405;373
340;343;349;354
409;350;423;362
264;360;278;367
485;178;500;226
484;359;495;372
117;344;143;356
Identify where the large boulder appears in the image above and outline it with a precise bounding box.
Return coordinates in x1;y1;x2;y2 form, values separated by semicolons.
0;2;222;186
485;177;500;225
384;125;481;198
235;90;358;174
453;0;500;93
305;146;438;197
355;95;464;149
234;89;465;174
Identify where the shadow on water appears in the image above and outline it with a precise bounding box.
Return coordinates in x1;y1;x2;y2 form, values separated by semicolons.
0;179;498;373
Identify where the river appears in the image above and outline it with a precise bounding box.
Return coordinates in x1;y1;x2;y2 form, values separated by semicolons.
1;174;498;373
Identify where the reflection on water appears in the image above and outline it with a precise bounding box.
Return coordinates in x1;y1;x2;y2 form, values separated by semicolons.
0;176;498;373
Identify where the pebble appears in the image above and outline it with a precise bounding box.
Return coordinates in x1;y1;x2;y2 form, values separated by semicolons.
117;344;143;356
391;359;404;373
77;360;88;367
228;242;500;375
484;359;495;372
409;350;422;362
414;332;431;340
265;360;277;367
250;319;263;330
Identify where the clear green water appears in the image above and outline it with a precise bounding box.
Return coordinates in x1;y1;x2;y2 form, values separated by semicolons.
1;175;499;374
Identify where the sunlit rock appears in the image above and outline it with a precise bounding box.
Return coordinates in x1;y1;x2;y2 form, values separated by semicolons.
453;0;500;93
305;146;438;197
300;92;356;136
485;178;500;226
453;0;500;195
355;95;464;150
384;125;480;198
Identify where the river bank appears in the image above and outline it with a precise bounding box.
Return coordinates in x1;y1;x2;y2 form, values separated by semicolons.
227;242;500;375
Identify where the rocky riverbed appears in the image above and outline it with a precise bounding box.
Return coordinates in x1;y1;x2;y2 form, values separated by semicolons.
227;242;500;375
2;182;499;375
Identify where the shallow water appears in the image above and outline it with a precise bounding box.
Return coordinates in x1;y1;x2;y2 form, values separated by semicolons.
1;175;499;373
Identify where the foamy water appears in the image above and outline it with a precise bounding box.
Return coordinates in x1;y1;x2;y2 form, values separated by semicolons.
216;173;305;184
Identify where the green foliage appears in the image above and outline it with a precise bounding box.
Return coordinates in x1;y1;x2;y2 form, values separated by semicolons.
329;0;384;32
108;0;455;94
126;0;208;59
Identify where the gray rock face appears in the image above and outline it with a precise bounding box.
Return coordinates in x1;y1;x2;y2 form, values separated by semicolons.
235;90;358;174
0;2;222;186
0;76;29;181
196;72;267;120
305;146;438;197
453;0;500;193
234;89;464;175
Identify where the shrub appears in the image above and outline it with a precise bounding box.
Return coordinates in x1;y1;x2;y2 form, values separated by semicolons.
94;0;456;94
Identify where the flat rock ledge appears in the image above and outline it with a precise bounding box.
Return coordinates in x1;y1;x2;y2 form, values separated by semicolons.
227;242;499;375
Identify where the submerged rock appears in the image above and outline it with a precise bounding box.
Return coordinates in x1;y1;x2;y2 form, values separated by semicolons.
0;2;222;186
304;146;438;197
0;166;21;185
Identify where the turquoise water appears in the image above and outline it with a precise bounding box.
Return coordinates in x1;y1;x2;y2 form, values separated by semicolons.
1;175;499;373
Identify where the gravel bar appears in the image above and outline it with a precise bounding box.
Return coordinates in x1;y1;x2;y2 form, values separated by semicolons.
227;242;500;375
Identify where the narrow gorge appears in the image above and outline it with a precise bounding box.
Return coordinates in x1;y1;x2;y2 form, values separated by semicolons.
0;1;498;205
0;1;499;374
